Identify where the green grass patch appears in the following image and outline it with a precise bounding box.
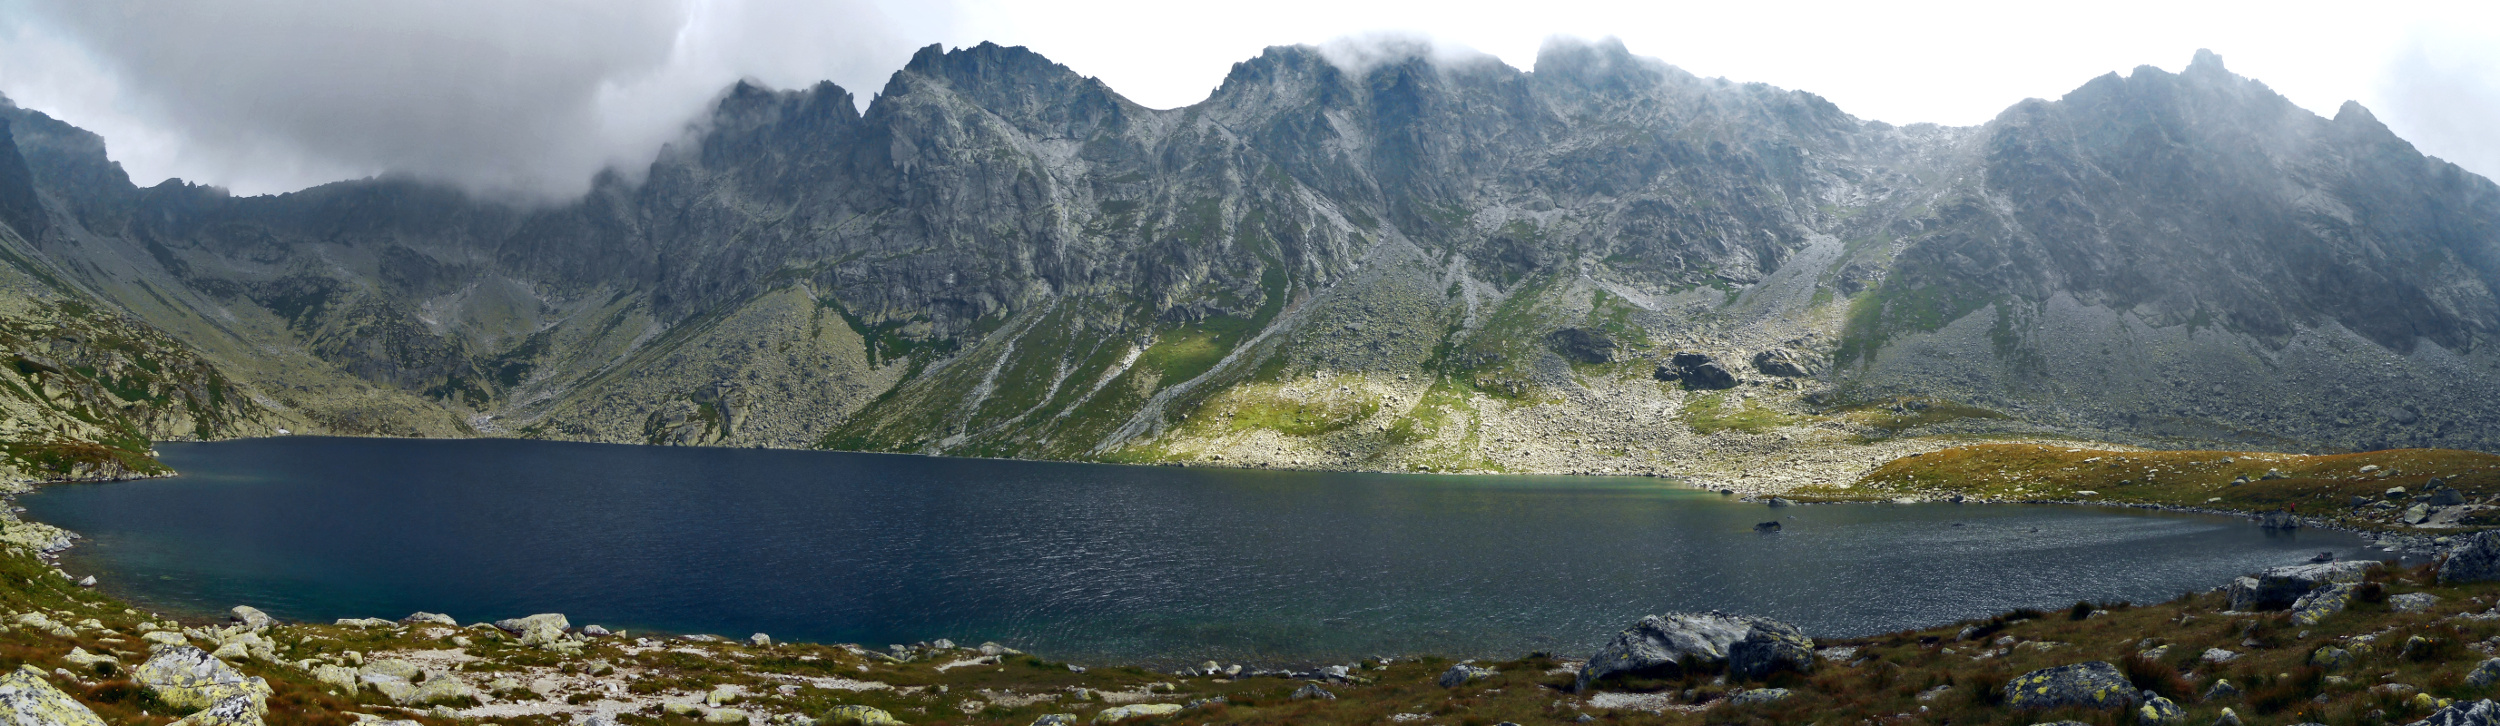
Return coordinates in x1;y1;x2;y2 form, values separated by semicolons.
1191;382;1379;437
1682;392;1799;434
1800;443;2500;526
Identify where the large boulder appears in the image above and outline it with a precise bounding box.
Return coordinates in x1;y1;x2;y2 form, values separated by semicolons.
2003;662;2140;711
1577;612;1799;691
2408;699;2500;726
1545;328;1618;365
228;607;275;631
169;693;264;726
408;678;475;706
1092;704;1181;723
311;665;359;695
2227;561;2375;611
1437;664;1495;688
1727;620;1816;679
493;613;570;634
1655;353;1738;390
493;614;571;646
133;646;271;713
2292;582;2361;625
1751;349;1817;378
359;660;421;681
0;664;107;726
2137;695;2186;725
821;705;904;726
2442;531;2500;583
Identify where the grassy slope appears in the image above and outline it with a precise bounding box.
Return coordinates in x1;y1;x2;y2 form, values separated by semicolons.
1794;444;2500;526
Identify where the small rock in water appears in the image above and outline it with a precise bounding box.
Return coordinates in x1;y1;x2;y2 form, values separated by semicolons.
1754;521;1782;532
75;576;95;588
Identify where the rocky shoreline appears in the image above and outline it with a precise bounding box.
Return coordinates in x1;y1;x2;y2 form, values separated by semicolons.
9;445;2500;726
13;539;2500;726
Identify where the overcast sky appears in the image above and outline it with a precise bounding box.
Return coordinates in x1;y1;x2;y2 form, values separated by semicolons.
0;0;2493;199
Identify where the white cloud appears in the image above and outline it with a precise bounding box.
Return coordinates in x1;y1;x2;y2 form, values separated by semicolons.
0;0;2492;197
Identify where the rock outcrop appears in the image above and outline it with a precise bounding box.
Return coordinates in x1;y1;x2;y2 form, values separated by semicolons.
0;664;106;726
2003;661;2139;711
133;646;271;713
2443;531;2500;583
1577;612;1810;691
2228;561;2375;611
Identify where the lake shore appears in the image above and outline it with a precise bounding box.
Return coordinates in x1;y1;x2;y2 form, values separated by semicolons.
3;439;2499;726
4;500;2500;726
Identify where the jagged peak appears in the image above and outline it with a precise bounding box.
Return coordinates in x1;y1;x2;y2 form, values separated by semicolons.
2334;99;2384;128
2189;48;2227;75
1533;36;1679;88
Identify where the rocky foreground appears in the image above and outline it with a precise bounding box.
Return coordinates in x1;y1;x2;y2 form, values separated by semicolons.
0;513;2497;726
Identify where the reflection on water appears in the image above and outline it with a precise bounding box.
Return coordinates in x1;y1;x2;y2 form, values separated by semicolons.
26;437;2363;665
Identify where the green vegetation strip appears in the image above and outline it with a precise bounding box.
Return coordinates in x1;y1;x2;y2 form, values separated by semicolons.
1798;444;2500;526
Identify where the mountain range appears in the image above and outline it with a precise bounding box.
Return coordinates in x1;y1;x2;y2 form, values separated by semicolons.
2;39;2494;485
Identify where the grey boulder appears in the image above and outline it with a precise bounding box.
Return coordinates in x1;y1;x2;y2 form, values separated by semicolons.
2442;531;2500;583
1577;612;1806;691
2003;661;2139;711
228;606;275;630
1436;665;1495;688
2226;561;2375;611
2408;699;2500;726
0;664;106;726
1727;620;1816;679
493;613;570;633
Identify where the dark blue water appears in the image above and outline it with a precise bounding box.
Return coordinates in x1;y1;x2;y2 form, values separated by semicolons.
25;437;2361;665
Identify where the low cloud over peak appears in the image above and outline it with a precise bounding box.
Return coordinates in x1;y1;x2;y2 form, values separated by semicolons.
2;1;2492;200
0;0;933;200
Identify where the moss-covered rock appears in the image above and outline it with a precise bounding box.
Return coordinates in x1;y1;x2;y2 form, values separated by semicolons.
0;664;105;726
132;646;269;713
2003;661;2138;711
